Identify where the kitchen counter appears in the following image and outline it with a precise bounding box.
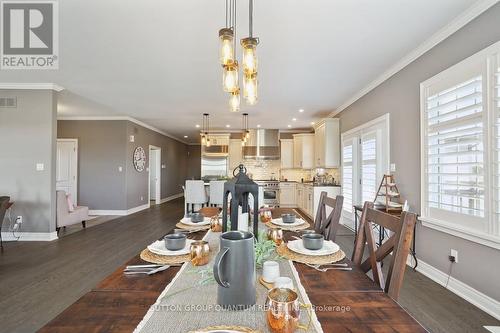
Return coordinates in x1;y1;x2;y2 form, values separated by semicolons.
280;181;341;187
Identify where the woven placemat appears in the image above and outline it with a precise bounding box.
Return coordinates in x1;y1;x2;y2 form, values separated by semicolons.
175;222;210;231
277;243;346;265
140;248;191;265
266;220;311;231
188;326;260;333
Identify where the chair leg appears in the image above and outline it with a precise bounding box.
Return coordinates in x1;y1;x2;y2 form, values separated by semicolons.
56;227;60;235
82;221;86;228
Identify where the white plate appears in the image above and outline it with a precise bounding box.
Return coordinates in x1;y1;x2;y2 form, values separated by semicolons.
180;217;211;226
287;239;339;256
147;239;195;256
271;217;306;227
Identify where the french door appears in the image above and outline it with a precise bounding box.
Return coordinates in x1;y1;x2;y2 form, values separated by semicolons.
341;115;390;226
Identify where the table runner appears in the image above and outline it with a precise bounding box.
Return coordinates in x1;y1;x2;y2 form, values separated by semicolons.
134;226;323;333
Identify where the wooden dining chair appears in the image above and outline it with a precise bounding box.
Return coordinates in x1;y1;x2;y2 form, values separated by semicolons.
352;201;416;300
313;192;343;241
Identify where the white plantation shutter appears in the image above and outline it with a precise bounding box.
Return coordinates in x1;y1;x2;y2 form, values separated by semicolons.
342;141;354;213
425;76;485;218
361;132;378;204
494;58;500;229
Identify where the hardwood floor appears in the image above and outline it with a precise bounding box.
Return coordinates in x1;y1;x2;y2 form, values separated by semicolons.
0;198;498;333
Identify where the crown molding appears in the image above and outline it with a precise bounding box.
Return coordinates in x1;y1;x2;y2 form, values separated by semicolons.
329;0;499;118
0;83;64;92
57;116;189;145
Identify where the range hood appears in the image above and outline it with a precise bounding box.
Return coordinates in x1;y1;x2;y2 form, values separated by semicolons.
243;129;280;160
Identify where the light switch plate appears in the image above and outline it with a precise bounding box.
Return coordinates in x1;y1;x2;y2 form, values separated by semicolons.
118;166;123;172
390;163;396;172
129;135;135;142
36;163;44;171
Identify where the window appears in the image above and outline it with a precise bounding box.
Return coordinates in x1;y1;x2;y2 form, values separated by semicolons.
420;41;500;248
341;114;390;224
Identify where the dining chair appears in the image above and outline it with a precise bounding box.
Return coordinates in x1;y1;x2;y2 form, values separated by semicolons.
352;201;417;301
209;180;225;207
313;192;343;241
0;196;11;250
184;180;208;214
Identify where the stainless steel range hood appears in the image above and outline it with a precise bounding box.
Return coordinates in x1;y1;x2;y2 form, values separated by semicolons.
243;129;280;160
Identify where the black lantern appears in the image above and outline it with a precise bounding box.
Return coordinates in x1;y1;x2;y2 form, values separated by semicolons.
222;164;259;237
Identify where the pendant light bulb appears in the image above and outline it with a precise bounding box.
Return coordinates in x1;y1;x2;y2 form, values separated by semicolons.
201;135;206;145
219;29;234;66
223;61;239;93
245;130;250;139
206;138;211;147
244;74;258;105
229;89;240;112
241;38;258;75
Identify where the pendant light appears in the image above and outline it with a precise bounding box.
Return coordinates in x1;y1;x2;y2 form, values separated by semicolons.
222;0;239;94
242;0;258;105
243;73;258;105
219;0;234;66
241;113;249;146
201;113;211;147
229;88;241;112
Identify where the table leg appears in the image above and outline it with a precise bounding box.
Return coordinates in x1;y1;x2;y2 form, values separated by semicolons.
412;223;418;270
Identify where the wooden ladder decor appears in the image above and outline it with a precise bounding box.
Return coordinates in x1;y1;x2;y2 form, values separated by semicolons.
373;174;402;213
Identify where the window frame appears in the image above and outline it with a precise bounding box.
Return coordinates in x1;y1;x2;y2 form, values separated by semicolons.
420;41;500;249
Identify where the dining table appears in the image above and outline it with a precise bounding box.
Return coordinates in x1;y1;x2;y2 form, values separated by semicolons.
38;208;427;333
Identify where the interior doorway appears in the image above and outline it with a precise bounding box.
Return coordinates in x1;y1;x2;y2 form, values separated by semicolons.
148;145;161;205
56;139;78;203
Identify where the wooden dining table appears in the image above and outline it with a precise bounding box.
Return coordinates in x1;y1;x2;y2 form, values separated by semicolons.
38;208;427;333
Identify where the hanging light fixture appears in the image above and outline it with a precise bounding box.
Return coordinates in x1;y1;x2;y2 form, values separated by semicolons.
201;113;211;146
241;0;258;75
219;0;234;66
222;0;239;94
243;73;258;105
222;61;239;93
201;113;207;145
229;88;241;112
241;113;250;146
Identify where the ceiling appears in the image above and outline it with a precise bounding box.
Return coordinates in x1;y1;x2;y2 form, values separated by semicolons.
0;0;483;143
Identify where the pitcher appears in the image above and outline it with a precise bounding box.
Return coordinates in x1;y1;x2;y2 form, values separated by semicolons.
213;231;256;309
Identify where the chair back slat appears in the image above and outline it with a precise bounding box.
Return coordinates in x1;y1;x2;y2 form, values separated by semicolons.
352;201;416;300
313;192;343;242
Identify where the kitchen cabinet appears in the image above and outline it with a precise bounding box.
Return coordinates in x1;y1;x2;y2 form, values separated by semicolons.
280;139;294;169
305;185;313;217
293;133;315;169
294;183;341;219
314;118;340;168
296;184;304;210
228;139;243;173
279;182;296;207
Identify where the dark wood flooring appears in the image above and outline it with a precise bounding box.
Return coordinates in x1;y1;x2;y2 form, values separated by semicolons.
0;198;498;333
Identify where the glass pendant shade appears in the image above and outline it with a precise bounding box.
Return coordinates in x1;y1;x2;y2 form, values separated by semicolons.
206;138;211;147
219;28;234;66
229;89;240;112
223;61;239;93
201;135;206;145
245;130;250;139
241;37;258;75
244;74;258;105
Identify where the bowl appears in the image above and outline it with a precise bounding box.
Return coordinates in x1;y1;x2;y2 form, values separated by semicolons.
190;213;205;223
164;233;187;251
302;233;324;250
281;214;296;224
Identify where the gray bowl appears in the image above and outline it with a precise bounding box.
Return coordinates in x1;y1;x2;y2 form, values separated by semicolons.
302;233;324;250
164;233;187;251
281;214;296;224
190;213;205;223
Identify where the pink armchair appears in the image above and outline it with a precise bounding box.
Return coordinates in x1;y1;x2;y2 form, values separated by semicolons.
56;191;89;234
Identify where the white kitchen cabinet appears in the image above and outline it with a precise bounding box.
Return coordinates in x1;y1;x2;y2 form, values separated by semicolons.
293;133;315;169
294;184;341;219
296;183;304;209
305;185;313;217
280;139;294;169
228;139;243;173
279;182;296;207
314;118;340;168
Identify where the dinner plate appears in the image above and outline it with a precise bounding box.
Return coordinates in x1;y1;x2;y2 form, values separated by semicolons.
287;239;339;256
180;217;211;226
270;217;306;227
147;239;195;256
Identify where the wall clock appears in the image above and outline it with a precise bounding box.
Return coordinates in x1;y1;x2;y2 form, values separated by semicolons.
133;146;146;172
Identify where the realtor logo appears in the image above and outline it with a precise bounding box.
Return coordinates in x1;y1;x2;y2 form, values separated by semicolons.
1;0;58;69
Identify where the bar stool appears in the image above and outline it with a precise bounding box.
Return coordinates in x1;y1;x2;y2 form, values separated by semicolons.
184;180;207;214
209;181;225;207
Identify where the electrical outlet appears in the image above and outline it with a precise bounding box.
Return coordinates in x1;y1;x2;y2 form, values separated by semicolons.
450;249;458;263
16;216;23;224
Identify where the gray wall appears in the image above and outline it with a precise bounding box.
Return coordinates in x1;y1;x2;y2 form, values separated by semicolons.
57;120;128;210
187;145;201;180
336;3;500;301
125;122;188;209
0;90;57;233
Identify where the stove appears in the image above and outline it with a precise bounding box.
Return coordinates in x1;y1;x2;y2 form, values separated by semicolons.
255;180;280;206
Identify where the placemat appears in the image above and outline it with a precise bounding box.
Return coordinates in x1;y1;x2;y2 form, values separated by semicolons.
277;243;345;265
134;227;323;333
265;220;311;231
140;248;192;265
176;222;211;231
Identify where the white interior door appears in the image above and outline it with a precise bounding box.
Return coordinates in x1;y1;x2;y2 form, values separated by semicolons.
56;139;78;203
149;147;161;204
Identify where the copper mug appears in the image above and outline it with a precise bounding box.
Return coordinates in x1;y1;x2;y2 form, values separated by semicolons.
190;240;210;266
210;216;222;232
265;288;312;333
267;228;284;246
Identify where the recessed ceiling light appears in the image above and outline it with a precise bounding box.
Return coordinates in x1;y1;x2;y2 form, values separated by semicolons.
299;109;304;113
195;124;200;128
184;135;188;138
292;118;297;121
225;124;231;128
287;124;292;128
310;122;315;125
257;124;261;128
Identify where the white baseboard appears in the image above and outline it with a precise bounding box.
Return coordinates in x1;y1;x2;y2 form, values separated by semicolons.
408;257;500;321
126;203;150;215
89;209;127;216
1;231;58;241
159;193;184;204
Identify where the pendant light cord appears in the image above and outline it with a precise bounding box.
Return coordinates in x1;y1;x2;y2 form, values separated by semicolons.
233;0;237;57
225;0;229;28
249;0;253;37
